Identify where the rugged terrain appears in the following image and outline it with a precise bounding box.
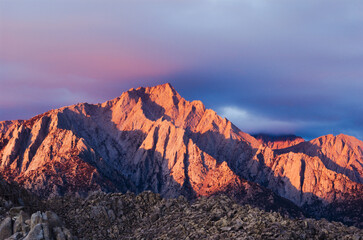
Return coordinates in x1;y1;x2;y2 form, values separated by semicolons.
0;83;362;227
1;189;362;240
49;191;363;240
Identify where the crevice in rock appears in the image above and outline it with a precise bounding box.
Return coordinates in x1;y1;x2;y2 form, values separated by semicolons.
300;159;306;202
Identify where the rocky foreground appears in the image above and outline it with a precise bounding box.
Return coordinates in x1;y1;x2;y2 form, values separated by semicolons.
49;192;363;239
0;190;362;239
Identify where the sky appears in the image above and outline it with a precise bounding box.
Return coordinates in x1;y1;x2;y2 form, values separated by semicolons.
1;0;363;140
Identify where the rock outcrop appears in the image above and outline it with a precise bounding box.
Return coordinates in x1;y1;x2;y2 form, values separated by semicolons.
0;83;362;226
0;209;73;240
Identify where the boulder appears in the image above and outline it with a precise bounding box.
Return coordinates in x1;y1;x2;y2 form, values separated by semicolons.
13;210;30;235
5;232;23;240
0;217;12;240
30;212;46;229
8;207;24;217
45;211;63;229
23;223;43;240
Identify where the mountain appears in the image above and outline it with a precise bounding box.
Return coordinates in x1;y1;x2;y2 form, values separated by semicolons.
253;134;305;149
0;83;362;225
0;84;295;211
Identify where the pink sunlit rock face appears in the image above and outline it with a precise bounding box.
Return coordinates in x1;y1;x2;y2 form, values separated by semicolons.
0;84;260;199
0;84;362;217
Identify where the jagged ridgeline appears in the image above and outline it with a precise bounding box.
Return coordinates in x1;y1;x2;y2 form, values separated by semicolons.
0;83;362;228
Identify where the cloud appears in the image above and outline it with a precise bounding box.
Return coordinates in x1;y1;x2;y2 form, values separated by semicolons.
0;0;363;139
218;106;307;135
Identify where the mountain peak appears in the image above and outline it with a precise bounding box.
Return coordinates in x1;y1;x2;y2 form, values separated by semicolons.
155;82;175;91
336;133;362;142
120;83;181;108
127;83;177;97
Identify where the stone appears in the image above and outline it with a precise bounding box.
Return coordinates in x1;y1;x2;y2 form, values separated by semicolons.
150;213;159;222
23;223;43;240
13;210;30;235
45;211;63;229
62;228;73;240
234;219;243;230
53;227;66;240
9;207;24;217
107;210;116;222
30;212;44;229
42;223;51;240
0;217;13;240
5;232;23;240
220;227;232;231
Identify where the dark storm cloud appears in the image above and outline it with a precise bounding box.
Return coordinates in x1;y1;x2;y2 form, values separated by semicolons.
0;0;363;139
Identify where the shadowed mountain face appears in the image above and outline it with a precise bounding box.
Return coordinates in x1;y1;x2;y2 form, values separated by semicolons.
0;84;362;223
